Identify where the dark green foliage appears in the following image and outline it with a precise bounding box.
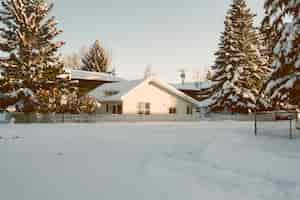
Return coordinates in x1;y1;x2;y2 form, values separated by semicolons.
208;0;270;113
81;40;110;73
262;0;300;108
0;0;72;112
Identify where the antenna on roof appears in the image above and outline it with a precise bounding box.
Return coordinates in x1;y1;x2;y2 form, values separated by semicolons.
192;70;203;89
179;69;186;85
111;68;116;77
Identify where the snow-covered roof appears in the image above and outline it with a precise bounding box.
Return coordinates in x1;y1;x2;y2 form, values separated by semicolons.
89;76;199;106
173;80;214;91
89;79;142;102
197;97;213;108
65;69;123;82
152;78;200;106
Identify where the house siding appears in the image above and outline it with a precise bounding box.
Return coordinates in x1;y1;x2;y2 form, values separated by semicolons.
97;102;122;114
122;81;195;115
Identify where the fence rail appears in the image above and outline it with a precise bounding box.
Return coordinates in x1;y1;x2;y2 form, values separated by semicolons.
2;113;202;123
1;111;299;124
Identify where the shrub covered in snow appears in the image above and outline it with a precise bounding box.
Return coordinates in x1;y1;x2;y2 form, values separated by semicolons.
79;96;101;114
36;88;100;114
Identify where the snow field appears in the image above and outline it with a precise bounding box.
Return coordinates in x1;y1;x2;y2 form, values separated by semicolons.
0;121;300;200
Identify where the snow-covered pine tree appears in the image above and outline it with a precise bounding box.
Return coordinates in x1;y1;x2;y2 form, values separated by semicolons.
206;70;212;80
260;19;275;71
81;40;110;73
208;0;270;113
255;23;275;110
0;0;72;112
263;0;300;108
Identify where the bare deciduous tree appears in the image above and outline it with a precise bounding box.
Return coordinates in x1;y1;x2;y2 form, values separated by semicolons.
63;53;82;69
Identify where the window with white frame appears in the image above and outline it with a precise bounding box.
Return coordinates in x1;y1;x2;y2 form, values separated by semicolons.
169;107;177;114
106;104;109;113
104;90;119;96
186;105;193;115
112;104;122;114
137;102;151;115
145;103;150;115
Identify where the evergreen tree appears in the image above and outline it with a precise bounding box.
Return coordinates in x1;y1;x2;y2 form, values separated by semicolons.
260;21;275;70
206;70;212;80
81;40;110;73
208;0;270;113
0;0;72;113
262;0;300;107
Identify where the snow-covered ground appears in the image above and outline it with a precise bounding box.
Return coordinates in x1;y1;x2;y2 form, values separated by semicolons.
0;121;300;200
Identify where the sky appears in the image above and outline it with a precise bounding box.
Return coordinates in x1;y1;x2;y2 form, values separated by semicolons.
52;0;264;83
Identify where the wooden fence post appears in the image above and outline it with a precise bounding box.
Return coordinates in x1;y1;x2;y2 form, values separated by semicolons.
254;110;257;136
290;118;293;139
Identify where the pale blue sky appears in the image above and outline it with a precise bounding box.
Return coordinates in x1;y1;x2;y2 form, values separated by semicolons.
52;0;264;82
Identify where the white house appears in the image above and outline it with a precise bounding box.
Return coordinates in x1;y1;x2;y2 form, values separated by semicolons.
89;76;199;115
173;80;215;114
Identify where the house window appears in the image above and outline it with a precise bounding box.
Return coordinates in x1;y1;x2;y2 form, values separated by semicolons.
137;102;151;115
145;103;151;115
104;90;119;96
117;104;122;114
169;107;177;114
186;106;193;115
106;104;109;113
112;105;117;114
138;102;144;115
111;104;122;114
